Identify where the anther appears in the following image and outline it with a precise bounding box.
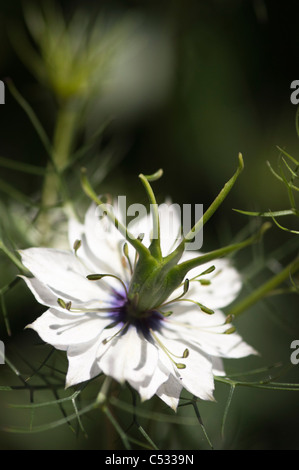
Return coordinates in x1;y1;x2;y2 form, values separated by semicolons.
57;298;72;310
224;326;236;335
86;274;105;281
197;302;214;315
224;314;234;324
188;265;216;283
149;329;189;369
198;279;211;286
57;298;67;309
87;273;128;296
182;348;189;358
102;323;129;345
183;278;190;295
73;239;81;255
199;266;216;276
161;310;173;317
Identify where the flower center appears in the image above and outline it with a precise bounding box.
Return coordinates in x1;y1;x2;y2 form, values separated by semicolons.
108;290;164;340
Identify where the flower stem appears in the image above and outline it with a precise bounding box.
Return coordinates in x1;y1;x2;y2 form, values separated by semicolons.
102;406;131;450
52;105;79;172
177;222;271;278
0;241;29;274
139;171;163;259
229;257;299;317
38;103;79;241
178;153;244;250
96;376;112;406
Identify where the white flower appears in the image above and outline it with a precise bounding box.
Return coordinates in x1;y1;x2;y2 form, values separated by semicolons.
20;202;256;411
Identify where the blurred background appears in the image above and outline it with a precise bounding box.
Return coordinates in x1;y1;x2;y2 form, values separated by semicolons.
0;0;298;450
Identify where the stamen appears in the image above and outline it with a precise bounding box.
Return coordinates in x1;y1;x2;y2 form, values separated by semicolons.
224;314;234;324
69;306;122;314
158;279;190;308
161;297;214;315
199;265;216;276
183;265;216;287
102;322;129;345
224;326;236;335
87;273;128;296
188;265;216;283
157;310;173;317
198;279;211;286
149;328;188;370
164;317;236;334
182;348;189;358
73;239;81;255
56;299;121;316
183;278;190;295
57;298;72;310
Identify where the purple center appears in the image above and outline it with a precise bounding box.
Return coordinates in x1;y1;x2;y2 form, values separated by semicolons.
108;289;164;340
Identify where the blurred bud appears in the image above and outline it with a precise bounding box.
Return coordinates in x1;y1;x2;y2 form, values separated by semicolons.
12;3;174;115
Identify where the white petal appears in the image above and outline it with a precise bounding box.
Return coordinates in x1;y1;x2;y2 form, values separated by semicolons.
20;248;110;303
211;357;225;376
66;338;102;387
156;374;183;411
125;200;182;262
169;252;242;309
162;302;257;358
173;349;215;401
21;275;114;315
134;361;170;402
127;212;151;248
158;201;182;256
68;217;84;251
154;332;215;401
98;326;161;398
20;276;64;309
79;204;129;280
28;308;110;349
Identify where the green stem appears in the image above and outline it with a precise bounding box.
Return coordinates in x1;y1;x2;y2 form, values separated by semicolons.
179;153;244;248
139;172;162;259
102;406;131;450
6;80;53;160
96;376;112;406
0;241;29;274
229;257;299;317
52;105;79;172
38;104;79;241
177;222;271;278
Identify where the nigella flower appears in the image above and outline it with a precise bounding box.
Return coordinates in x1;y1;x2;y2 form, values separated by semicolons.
20;167;256;410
